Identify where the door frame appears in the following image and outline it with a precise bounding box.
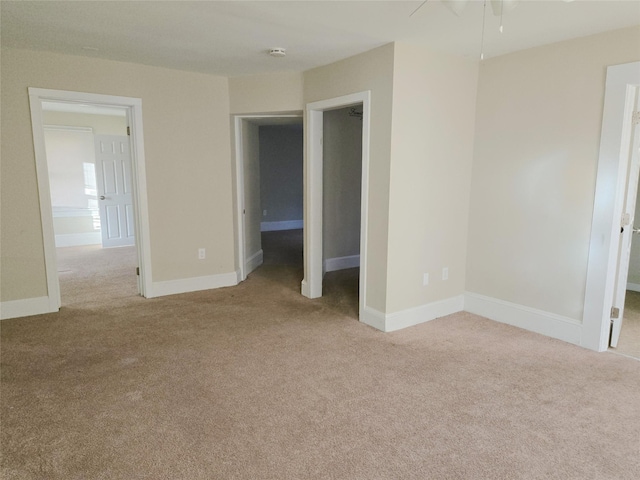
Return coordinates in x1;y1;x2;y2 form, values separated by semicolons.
583;62;640;351
28;87;153;306
302;91;371;320
233;113;302;281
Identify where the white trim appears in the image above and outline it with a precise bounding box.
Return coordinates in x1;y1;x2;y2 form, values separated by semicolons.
360;306;387;331
359;296;464;332
0;296;58;320
303;91;372;323
627;282;640;293
150;272;238;298
465;292;582;346
324;254;360;273
55;232;101;247
583;62;640;351
233;114;303;282
245;249;263;275
43;125;93;133
260;220;303;232
234;116;247;282
28;88;153;302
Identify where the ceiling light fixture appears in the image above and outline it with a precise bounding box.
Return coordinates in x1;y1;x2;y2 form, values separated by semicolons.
269;48;286;57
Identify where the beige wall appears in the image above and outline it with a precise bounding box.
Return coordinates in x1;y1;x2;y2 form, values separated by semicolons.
229;72;303;114
323;107;362;262
243;120;262;260
386;43;478;313
1;47;234;302
304;43;395;312
466;27;640;321
42;111;127;135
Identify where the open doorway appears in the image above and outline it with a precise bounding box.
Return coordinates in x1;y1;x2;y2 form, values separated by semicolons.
584;62;640;352
608;88;640;359
28;88;152;311
303;91;371;322
321;106;363;318
41;102;137;306
614;186;640;359
234;114;303;282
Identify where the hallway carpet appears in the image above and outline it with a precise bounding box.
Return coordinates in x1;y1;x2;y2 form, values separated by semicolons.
2;237;639;479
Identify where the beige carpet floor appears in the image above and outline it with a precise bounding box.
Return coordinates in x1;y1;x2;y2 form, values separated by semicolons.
2;233;640;479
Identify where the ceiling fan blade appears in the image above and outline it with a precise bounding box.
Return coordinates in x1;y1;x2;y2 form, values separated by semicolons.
410;0;429;17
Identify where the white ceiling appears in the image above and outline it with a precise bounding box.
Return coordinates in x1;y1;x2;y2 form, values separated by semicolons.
2;1;639;78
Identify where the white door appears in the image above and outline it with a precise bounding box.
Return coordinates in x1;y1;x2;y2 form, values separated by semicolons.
611;94;640;347
95;135;135;248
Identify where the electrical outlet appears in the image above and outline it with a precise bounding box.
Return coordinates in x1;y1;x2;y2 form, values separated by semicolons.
423;273;429;286
442;267;449;280
263;210;267;216
198;248;206;260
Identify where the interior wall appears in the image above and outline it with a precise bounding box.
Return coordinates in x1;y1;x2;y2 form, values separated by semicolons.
243;120;262;262
386;42;478;313
229;72;303;114
43;128;99;239
1;46;234;302
303;43;395;313
322;107;362;263
466;26;640;321
259;124;303;227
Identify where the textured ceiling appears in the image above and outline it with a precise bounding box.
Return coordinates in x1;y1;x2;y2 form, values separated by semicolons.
2;1;639;77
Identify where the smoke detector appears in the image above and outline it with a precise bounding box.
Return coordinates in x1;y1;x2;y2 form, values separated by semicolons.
269;48;286;57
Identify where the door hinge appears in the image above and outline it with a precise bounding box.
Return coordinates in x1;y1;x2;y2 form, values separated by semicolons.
611;306;620;319
633;111;640;125
621;212;631;227
127;126;131;136
136;267;140;276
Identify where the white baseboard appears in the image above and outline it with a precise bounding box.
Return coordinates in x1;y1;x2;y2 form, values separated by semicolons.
360;306;387;331
55;232;101;247
0;296;58;320
324;254;360;273
463;291;582;346
246;249;263;275
360;295;464;332
260;220;303;232
627;282;640;293
150;271;238;298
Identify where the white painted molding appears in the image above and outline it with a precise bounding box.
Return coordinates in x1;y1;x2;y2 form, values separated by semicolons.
0;296;58;320
385;296;464;332
301;279;311;298
324;254;360;273
627;283;640;293
150;272;238;298
55;233;102;247
464;292;582;346
360;295;464;333
260;220;303;232
245;249;264;275
360;306;387;331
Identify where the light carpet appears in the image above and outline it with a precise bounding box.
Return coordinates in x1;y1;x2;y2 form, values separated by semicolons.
1;235;639;479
